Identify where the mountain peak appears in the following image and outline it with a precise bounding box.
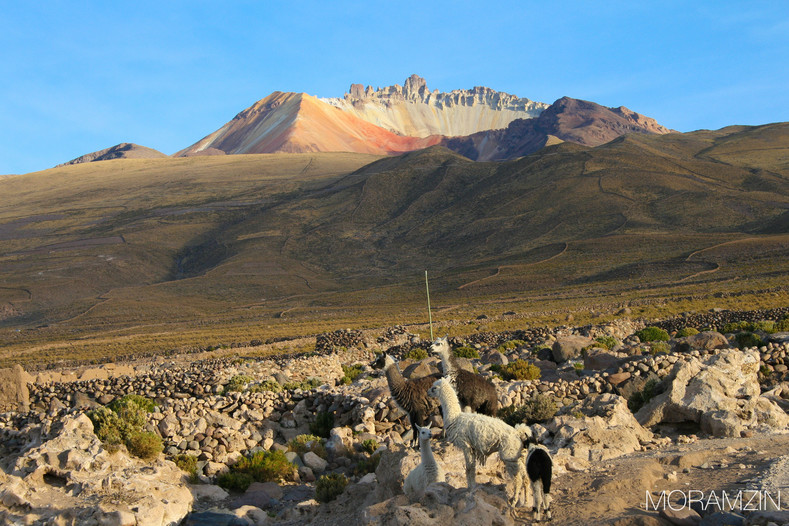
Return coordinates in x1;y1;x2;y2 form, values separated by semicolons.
58;143;167;167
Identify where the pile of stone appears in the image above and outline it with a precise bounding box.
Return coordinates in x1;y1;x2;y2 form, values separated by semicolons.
314;329;367;354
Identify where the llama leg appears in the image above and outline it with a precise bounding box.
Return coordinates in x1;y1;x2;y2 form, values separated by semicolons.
504;459;522;507
462;447;477;488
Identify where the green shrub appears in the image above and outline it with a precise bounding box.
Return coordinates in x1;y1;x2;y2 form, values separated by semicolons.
248;379;282;393
127;431;163;460
635;327;670;342
289;434;327;459
174;454;199;482
226;450;297;487
340;364;364;385
776;316;789;332
498;393;557;426
735;332;763;349
216;471;255;491
454;346;480;359
573;362;584;375
316;473;348;503
353;453;381;476
722;321;752;333
404;348;428;361
224;374;255;393
88;396;158;459
360;439;379;455
496;340;526;353
310;411;335;438
594;336;618;350
754;320;777;334
628;378;660;413
491;360;541;381
650;341;671;355
676;327;699;338
108;394;157;413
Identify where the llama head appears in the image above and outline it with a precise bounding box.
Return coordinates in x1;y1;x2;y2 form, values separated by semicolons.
427;377;450;399
371;353;395;370
415;423;432;441
429;336;450;357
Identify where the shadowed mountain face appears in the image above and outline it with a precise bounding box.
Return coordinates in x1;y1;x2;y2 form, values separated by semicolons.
1;124;788;337
442;97;675;161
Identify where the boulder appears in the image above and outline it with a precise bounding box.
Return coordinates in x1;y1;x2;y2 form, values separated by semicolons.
0;364;32;413
552;336;595;363
635;349;789;437
584;348;626;371
6;414;193;525
681;331;730;351
547;393;652;461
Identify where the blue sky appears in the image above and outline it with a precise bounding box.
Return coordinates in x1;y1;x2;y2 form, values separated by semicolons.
1;1;788;175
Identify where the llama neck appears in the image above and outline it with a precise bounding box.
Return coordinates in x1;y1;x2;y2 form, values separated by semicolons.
439;349;457;377
438;385;462;423
419;436;438;467
384;362;407;398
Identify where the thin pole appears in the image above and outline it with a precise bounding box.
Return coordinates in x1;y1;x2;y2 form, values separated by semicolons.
425;270;434;340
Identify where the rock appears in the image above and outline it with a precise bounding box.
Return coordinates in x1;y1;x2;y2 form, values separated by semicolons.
181;511;251;526
682;331;730;351
232;482;281;510
0;364;32;412
744;510;789;525
659;506;702;526
698;511;745;526
6;413;193;526
584;349;626;371
486;351;509;366
607;371;631;387
191;484;229;502
233;505;270;526
547;393;652;461
552;336;595;363
635;349;789;436
766;332;789;344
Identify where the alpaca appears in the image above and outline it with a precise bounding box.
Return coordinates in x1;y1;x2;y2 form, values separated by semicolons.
427;377;528;505
372;353;441;448
403;424;446;501
513;444;553;521
430;336;498;416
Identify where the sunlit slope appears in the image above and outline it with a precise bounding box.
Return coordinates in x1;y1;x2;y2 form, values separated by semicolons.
1;123;788;339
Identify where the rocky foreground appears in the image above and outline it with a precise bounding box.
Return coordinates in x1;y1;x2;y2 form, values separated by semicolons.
0;308;788;525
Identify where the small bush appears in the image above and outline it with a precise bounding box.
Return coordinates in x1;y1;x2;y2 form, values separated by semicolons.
496;340;526;353
108;394;157;413
289;434;327;459
635;327;670;342
594;336;618;350
360;438;379;455
650;341;671;355
735;332;763;349
722;321;752;334
227;450;297;486
316;473;348;503
754;320;777;334
628;378;660;413
776;316;789;332
216;471;255;491
310;411;335;438
676;327;699;338
405;348;428;361
491;360;541;381
127;431;163;460
573;362;584;375
174;454;199;482
353;453;381;476
454;346;480;359
248;379;282;393
499;393;557;426
340;364;364;385
224;374;254;393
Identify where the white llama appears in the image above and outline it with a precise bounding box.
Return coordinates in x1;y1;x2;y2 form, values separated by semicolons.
427;377;529;505
403;423;446;501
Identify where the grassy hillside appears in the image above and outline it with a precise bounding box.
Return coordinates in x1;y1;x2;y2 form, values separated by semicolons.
1;124;788;367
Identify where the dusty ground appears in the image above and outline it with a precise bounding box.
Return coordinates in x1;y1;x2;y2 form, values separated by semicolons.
549;433;789;525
